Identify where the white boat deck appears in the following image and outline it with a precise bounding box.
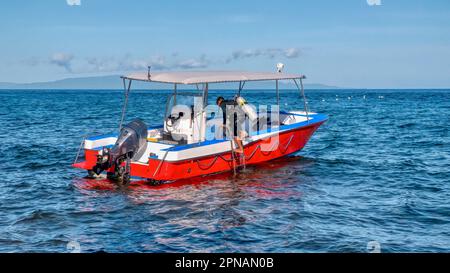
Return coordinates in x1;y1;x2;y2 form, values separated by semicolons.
83;111;324;164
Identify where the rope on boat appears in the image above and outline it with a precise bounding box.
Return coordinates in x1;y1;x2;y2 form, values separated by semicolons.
282;134;296;153
260;140;280;156
153;150;169;177
196;156;220;170
194;134;295;172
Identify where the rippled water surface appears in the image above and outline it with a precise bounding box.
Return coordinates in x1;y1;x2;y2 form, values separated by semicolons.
0;89;449;252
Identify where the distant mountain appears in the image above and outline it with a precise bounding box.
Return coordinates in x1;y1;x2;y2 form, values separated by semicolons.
300;83;339;89
0;76;124;90
0;82;18;89
0;75;340;90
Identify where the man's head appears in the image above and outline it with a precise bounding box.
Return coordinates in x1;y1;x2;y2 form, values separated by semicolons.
216;96;224;106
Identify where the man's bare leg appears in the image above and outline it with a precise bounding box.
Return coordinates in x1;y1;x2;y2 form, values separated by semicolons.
234;137;244;153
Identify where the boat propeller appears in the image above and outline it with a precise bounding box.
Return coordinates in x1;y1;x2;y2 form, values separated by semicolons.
91;119;148;184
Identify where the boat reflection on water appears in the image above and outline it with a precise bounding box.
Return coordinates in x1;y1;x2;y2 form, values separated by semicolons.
73;155;310;195
72;155;314;232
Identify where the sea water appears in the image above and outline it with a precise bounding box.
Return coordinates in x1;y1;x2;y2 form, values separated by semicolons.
0;89;448;252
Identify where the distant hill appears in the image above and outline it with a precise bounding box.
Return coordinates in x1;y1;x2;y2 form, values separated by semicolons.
0;76;124;90
0;82;18;89
0;75;340;90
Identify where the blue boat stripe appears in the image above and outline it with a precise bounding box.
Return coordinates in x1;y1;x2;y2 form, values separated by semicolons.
85;115;327;152
164;113;328;152
86;133;118;141
92;144;114;150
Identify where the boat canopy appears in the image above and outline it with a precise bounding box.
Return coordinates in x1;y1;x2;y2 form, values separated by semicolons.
118;70;310;131
122;71;305;85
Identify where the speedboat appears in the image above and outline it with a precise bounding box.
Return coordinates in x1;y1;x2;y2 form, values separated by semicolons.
72;69;328;185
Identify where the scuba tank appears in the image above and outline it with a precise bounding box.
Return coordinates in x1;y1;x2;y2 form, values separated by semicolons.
235;96;258;121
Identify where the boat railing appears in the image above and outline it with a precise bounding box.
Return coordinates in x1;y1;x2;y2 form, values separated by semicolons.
73;135;87;165
73;131;117;164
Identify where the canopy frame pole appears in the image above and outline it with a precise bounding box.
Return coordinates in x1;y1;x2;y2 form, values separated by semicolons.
293;78;309;123
119;78;132;130
276;80;279;106
173;83;177;105
238;81;246;96
202;83;209;106
199;83;209;143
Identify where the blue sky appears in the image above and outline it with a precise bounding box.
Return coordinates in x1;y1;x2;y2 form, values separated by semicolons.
0;0;449;88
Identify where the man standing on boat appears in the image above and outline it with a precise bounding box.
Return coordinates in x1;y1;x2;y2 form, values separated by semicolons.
216;96;245;153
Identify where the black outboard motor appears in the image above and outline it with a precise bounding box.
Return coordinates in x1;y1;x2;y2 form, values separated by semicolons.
92;119;147;184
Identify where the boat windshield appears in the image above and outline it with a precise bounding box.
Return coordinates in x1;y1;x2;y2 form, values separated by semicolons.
164;93;202;118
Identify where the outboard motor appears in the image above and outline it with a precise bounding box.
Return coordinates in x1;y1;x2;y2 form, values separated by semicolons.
92;119;147;184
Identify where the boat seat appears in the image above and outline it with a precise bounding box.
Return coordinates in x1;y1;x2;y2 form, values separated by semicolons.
162;131;187;145
170;133;188;145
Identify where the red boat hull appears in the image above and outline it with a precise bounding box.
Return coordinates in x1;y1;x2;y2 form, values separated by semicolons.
73;121;324;181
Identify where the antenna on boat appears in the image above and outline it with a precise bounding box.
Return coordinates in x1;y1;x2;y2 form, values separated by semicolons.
147;66;151;80
276;63;285;73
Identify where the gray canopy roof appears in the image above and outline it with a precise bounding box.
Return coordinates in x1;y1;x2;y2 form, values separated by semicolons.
122;71;305;85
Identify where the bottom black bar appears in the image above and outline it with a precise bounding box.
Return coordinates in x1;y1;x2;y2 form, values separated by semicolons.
0;253;446;272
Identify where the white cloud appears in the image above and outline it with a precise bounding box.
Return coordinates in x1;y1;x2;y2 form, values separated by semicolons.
50;53;74;72
367;0;381;6
227;48;302;63
66;0;81;6
176;55;209;69
42;49;299;74
284;48;300;58
83;54;211;73
121;55;168;71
